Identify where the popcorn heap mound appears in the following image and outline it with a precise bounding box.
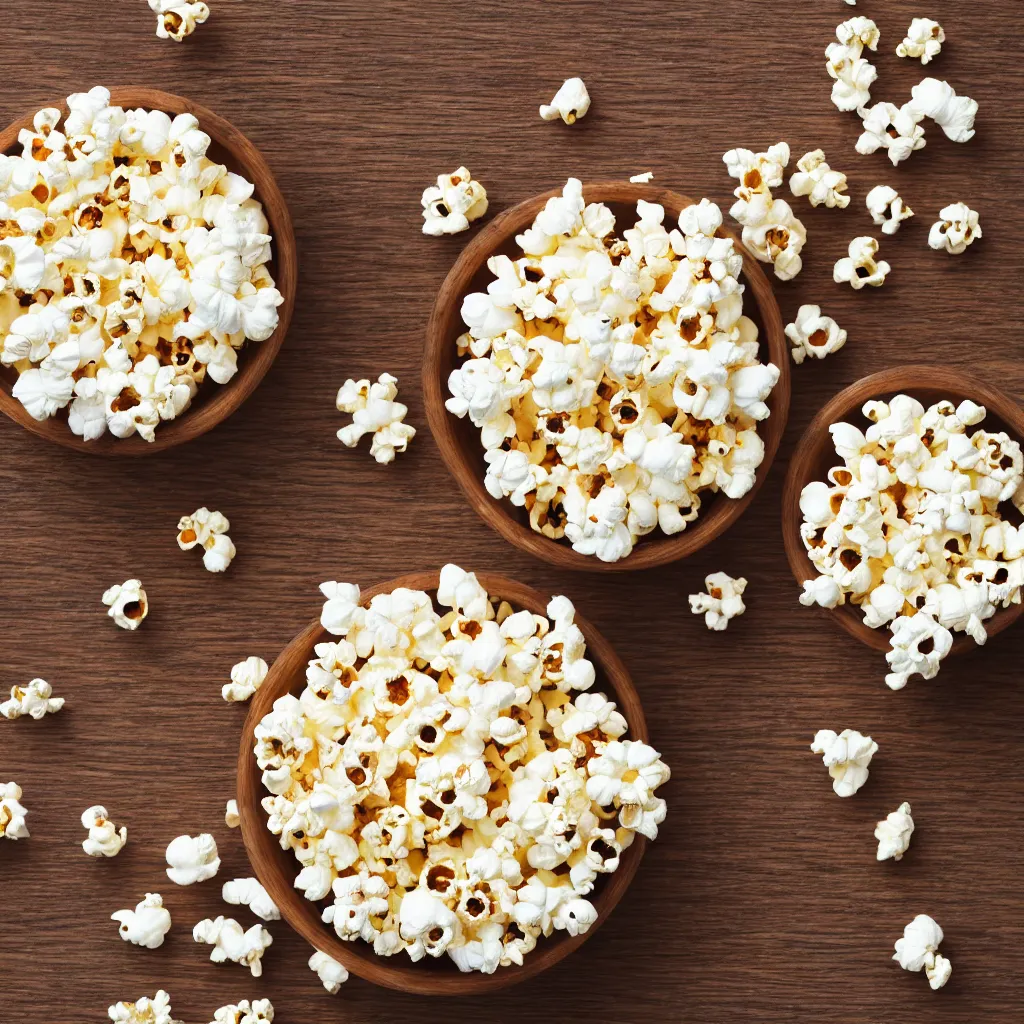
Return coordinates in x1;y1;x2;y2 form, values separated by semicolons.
446;179;780;563
254;565;669;973
799;396;1024;689
0;86;282;441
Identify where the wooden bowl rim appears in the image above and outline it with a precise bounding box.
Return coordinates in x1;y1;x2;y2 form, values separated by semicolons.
781;364;1024;654
237;569;650;995
423;181;790;573
0;86;297;456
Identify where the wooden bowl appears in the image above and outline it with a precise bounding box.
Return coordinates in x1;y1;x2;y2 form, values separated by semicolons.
237;570;651;994
423;182;790;572
0;87;297;455
782;365;1024;655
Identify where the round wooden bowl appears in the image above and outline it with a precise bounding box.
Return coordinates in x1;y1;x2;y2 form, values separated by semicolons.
237;570;651;994
423;182;790;572
782;365;1024;655
0;87;296;455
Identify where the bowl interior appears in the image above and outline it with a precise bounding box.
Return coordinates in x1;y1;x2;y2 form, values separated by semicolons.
425;183;789;572
238;570;649;995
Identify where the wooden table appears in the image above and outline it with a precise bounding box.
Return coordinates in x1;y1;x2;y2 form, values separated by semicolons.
1;2;1021;1021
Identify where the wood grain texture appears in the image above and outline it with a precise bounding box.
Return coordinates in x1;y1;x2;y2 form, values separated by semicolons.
1;1;1023;1022
423;182;790;572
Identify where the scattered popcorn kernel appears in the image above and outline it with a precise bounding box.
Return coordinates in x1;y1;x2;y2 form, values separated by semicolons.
0;781;29;839
1;678;64;720
177;508;236;573
309;950;349;993
897;19;945;65
222;876;280;921
875;801;914;861
866;185;914;235
789;150;850;209
225;799;240;828
193;915;273;977
810;728;876;796
689;572;747;630
539;77;591;124
785;305;847;365
894;914;951;990
149;0;210;42
166;833;220;885
223;656;269;702
826;28;877;112
102;579;149;630
629;172;654;183
81;804;127;857
108;990;182;1024
928;202;981;254
210;1000;274;1024
421;167;489;236
885;612;953;690
336;373;416;464
834;236;890;289
910;78;978;143
856;102;926;166
111;892;172;949
836;15;879;51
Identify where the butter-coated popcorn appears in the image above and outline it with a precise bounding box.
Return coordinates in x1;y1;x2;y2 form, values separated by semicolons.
810;728;876;797
928;202;981;255
223;656;269;702
0;781;29;839
193;916;273;976
688;572;747;630
894;914;951;990
222;877;280;921
1;678;65;720
539;78;591;125
112;892;172;949
82;804;127;856
108;991;182;1024
421;167;489;236
254;567;668;973
897;19;944;64
785;305;847;365
910;78;978;143
856;103;926;166
102;579;149;630
866;185;913;235
177;507;236;572
336;373;416;464
789;150;850;209
309;950;349;993
149;0;210;42
166;832;220;884
875;801;914;861
833;236;889;289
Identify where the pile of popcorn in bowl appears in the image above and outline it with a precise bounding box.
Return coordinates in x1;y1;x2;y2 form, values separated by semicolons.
0;86;282;441
445;178;781;563
253;564;669;974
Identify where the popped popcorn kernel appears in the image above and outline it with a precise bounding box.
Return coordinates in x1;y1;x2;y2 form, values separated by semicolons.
539;77;591;125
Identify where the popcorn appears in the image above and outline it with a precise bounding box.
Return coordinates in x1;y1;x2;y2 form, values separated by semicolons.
309;950;349;994
211;1001;274;1024
928;203;982;255
856;103;926;166
789;150;849;209
539;78;591;124
866;185;914;235
193;916;273;976
149;0;210;41
166;833;220;884
833;236;890;289
0;781;29;839
177;508;236;572
336;373;416;464
225;799;240;828
910;78;978;143
810;728;876;797
111;893;172;949
223;656;269;702
897;19;944;64
1;678;65;720
222;876;281;921
688;572;748;631
421;167;489;237
785;305;847;365
81;804;127;857
102;579;149;630
826;18;879;113
893;914;952;990
108;991;183;1024
875;801;914;861
628;172;654;183
885;612;953;690
254;567;668;972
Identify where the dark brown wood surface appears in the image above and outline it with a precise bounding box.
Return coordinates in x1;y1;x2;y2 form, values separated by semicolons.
1;1;1022;1021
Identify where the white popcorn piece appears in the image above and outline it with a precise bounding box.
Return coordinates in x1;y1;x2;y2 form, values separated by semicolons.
826;42;877;112
177;508;236;573
223;656;269;702
539;77;591;124
309;950;349;994
0;781;29;839
866;185;914;236
894;914;952;990
875;801;914;861
928;203;982;255
149;0;210;42
166;833;220;885
193;916;273;977
741;198;807;281
810;728;877;797
111;893;172;949
897;19;944;64
834;236;890;289
628;172;654;183
336;373;416;464
102;579;149;630
789;150;849;209
0;678;65;720
210;1000;275;1024
421;167;489;236
885;612;953;690
225;799;240;828
785;305;847;365
689;572;747;631
222;876;281;921
836;15;879;51
81;804;127;857
910;78;978;143
108;991;183;1024
856;102;926;166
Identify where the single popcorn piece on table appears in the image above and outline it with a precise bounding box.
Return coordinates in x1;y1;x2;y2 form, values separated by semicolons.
0;678;64;720
910;78;978;143
689;572;747;630
177;508;236;572
785;305;847;365
811;728;876;796
225;799;240;828
81;804;127;857
826;17;879;112
193;915;273;977
421;167;489;237
102;579;149;630
789;150;849;209
111;892;172;949
928;203;982;255
149;0;210;42
166;832;220;884
223;656;269;702
875;801;914;861
210;999;274;1024
108;990;183;1024
309;950;349;993
0;781;29;839
254;564;670;973
894;914;952;990
897;18;944;64
336;373;416;464
834;236;890;289
222;876;281;921
866;186;914;236
856;102;926;166
629;172;654;183
539;77;591;124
